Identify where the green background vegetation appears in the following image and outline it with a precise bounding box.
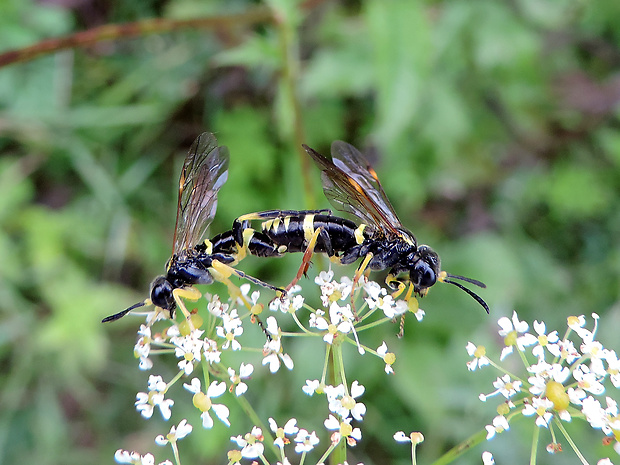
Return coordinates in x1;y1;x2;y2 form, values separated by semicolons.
0;0;619;464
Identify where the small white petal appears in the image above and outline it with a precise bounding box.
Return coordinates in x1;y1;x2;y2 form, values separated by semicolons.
239;363;254;377
351;381;365;398
212;404;231;426
482;451;495;465
324;415;340;430
183;378;201;394
206;381;227;398
393;431;410;442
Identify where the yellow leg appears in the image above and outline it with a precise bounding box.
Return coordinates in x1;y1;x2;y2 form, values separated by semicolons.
172;287;202;331
354;252;373;286
386;274;407;299
210;260;272;340
209;260;253;310
396;283;419;338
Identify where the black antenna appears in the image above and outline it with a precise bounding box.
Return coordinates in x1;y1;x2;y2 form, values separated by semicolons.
442;273;489;314
102;301;146;323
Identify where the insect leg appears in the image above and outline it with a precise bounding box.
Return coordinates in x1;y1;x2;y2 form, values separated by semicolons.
283;226;325;293
347;252;374;320
386;273;407;297
210;259;284;296
396;283;418;338
209;259;274;341
353;252;373;288
171;286;203;330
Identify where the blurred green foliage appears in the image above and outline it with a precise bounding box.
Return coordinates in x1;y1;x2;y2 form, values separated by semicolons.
0;0;619;464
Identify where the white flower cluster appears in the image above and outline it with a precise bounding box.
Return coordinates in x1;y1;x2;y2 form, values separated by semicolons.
468;311;620;461
228;379;366;461
114;271;425;465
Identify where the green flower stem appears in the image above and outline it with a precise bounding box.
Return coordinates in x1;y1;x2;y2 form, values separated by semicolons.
171;442;182;465
411;440;419;465
200;358;211;388
329;339;347;464
530;424;539;465
487;358;529;386
316;441;339;465
234;394;279;457
290;311;313;334
331;430;347;464
166;369;187;392
517;344;533;369
429;428;487;465
555;419;590;465
355;316;393;332
334;339;348;394
321;343;332;385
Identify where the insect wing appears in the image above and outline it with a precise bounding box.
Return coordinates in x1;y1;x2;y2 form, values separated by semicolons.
303;143;401;236
330;141;402;228
172;133;230;255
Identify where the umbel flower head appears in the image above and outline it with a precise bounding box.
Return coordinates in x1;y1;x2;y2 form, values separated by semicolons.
468;311;620;461
113;271;428;465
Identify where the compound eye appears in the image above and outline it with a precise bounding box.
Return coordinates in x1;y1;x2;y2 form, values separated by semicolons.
150;276;175;310
413;261;436;289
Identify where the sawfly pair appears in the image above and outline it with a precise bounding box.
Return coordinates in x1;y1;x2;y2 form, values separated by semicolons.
103;133;488;323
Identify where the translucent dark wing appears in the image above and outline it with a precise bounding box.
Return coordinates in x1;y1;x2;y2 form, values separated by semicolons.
331;141;402;227
303;142;402;236
172;133;229;255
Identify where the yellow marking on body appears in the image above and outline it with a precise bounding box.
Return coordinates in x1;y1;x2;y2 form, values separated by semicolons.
203;238;213;255
272;217;281;231
231;228;253;263
354;224;366;244
438;271;448;283
303;214;316;244
238;212;262;222
278;245;287;253
283;216;291;231
261;219;275;232
242;228;255;247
